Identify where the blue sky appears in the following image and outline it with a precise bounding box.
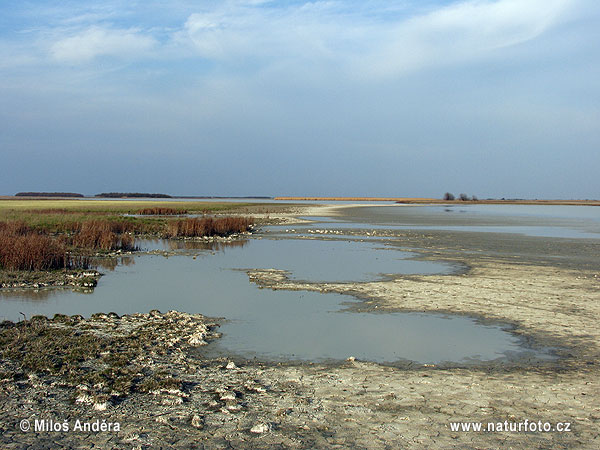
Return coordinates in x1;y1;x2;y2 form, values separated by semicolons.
1;0;598;198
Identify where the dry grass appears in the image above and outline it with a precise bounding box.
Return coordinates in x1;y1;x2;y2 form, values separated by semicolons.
71;220;137;251
0;227;69;271
165;217;253;238
0;199;255;214
0;218;136;270
0;202;257;271
0;214;252;271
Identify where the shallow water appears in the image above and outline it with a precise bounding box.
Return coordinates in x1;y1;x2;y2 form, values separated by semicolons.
138;238;455;282
0;238;543;364
294;205;600;239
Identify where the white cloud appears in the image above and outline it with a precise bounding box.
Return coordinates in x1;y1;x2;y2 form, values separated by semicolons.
50;26;156;63
176;0;573;78
364;0;571;77
1;0;579;74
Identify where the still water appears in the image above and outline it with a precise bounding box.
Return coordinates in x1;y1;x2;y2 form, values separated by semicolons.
0;236;538;364
331;204;600;239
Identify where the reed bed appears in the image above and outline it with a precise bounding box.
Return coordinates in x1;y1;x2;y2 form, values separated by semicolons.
165;217;253;238
71;220;137;251
0;220;32;236
0;227;88;271
0;213;253;272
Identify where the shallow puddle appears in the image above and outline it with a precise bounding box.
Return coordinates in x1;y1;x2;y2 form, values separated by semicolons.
0;238;551;364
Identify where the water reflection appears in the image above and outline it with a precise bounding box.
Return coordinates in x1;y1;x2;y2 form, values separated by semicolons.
138;238;249;252
94;256;136;271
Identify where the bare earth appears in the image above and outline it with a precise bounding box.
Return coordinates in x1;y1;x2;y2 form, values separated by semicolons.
1;204;599;449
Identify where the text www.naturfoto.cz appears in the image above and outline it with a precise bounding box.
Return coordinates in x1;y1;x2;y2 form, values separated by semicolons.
450;420;571;433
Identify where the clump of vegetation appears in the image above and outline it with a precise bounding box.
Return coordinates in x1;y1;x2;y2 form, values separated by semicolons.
0;222;75;271
165;216;253;238
443;193;478;201
137;207;187;215
0;218;138;271
0;231;69;271
71;220;137;251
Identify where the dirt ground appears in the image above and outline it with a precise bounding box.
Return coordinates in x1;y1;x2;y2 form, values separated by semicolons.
1;204;599;449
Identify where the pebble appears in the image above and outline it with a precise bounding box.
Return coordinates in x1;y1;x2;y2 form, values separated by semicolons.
250;423;270;434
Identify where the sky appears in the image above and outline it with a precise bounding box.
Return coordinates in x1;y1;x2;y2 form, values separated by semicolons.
0;0;599;199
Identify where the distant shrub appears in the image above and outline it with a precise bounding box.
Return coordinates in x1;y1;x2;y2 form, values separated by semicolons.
459;193;470;201
443;192;455;201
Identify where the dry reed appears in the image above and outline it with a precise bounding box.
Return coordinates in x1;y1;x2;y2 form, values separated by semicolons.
165;217;253;238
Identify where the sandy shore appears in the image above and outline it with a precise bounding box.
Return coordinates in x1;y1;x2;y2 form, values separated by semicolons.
1;203;599;449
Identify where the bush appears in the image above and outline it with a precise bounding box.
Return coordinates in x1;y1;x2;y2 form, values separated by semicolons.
443;192;455;201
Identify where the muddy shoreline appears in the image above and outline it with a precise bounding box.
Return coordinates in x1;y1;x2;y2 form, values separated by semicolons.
1;204;599;448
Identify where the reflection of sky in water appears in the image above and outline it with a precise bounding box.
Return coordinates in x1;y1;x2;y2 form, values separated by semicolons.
430;204;600;221
0;240;542;364
276;204;600;239
137;238;455;282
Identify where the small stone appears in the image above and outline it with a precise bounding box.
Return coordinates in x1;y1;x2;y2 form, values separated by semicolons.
226;361;237;369
93;402;108;411
346;356;356;362
250;423;270;434
191;414;204;429
220;392;236;401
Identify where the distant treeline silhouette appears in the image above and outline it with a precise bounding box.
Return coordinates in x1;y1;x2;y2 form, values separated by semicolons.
443;193;478;201
95;192;172;198
15;192;84;198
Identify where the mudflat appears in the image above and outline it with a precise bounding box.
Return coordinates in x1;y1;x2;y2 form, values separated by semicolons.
1;204;599;449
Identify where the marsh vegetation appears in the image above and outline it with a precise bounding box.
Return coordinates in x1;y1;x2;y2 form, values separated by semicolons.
0;200;256;274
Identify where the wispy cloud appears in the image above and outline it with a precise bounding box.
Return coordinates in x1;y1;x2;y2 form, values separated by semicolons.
174;0;573;78
49;26;156;63
364;0;570;76
0;0;579;75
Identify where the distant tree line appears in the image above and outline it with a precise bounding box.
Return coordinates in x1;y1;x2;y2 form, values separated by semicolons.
443;192;478;201
94;193;172;198
15;192;84;198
